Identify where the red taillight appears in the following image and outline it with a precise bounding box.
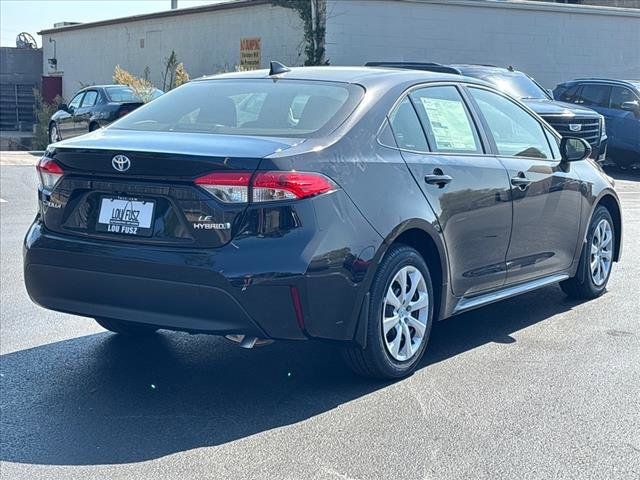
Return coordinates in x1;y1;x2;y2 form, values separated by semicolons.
36;157;64;190
194;171;335;204
195;172;251;203
253;171;335;202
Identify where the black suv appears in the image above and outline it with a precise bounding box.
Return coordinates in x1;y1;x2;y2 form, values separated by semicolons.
25;66;622;379
367;63;608;161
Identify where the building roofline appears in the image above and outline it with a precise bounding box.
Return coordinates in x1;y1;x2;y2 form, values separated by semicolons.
37;0;269;35
400;0;640;18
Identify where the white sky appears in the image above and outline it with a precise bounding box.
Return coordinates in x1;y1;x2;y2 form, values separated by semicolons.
0;0;229;47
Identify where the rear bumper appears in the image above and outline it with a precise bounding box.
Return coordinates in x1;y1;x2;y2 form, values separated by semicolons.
24;221;305;339
23;190;381;341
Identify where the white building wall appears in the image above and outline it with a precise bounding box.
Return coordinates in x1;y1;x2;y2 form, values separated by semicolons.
325;0;640;88
41;3;304;100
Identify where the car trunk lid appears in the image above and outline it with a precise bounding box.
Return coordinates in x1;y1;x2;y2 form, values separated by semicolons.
43;130;302;248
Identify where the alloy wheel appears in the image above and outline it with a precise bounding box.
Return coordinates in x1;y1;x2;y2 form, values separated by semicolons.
49;125;59;144
382;266;429;362
590;218;613;287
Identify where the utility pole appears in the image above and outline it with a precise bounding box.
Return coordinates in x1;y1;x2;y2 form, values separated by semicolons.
310;0;317;63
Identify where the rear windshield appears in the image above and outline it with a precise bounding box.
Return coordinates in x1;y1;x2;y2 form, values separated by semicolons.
111;79;364;138
105;86;142;103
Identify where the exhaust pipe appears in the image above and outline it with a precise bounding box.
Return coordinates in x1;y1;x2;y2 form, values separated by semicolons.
225;334;273;349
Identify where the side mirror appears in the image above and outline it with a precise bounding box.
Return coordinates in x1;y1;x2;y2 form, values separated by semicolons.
621;100;640;115
58;103;68;112
560;137;592;162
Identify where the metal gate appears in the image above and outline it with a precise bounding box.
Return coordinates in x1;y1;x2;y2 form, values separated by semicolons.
0;83;37;131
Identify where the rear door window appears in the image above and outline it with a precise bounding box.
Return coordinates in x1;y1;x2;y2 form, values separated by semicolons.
388;97;429;151
410;86;482;154
80;90;98;107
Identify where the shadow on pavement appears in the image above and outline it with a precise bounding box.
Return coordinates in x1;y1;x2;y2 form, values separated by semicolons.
0;284;580;465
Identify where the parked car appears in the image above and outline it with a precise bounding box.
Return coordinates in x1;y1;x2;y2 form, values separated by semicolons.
366;62;608;162
48;85;163;144
554;79;640;167
25;65;622;379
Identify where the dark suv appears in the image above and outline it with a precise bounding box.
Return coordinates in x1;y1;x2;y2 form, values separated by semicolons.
367;63;608;162
25;66;622;379
554;79;640;168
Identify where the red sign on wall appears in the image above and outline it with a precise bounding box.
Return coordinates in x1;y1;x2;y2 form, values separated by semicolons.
240;37;261;71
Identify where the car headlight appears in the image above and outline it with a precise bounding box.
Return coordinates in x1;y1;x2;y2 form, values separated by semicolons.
599;115;606;138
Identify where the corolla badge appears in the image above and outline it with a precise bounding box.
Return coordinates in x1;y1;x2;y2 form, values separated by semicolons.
569;124;582;132
112;154;131;172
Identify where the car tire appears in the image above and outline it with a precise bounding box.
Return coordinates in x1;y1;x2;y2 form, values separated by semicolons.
94;317;158;337
49;123;60;144
560;205;615;300
342;244;434;379
89;122;100;132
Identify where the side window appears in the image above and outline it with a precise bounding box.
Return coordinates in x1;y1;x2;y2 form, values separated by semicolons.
68;93;84;111
469;87;553;159
544;129;561;160
558;85;581;103
410;86;482;154
378;118;397;148
578;84;611;108
610;86;637;110
388;97;428;151
80;91;98;107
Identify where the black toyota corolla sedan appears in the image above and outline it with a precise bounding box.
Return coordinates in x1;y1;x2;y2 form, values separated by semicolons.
24;65;622;379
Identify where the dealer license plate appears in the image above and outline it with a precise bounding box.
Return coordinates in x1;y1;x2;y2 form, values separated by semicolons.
96;197;155;236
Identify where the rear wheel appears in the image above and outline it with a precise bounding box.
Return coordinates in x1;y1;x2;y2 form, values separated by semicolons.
560;205;615;299
342;245;434;379
94;317;158;337
89;122;100;132
49;123;60;144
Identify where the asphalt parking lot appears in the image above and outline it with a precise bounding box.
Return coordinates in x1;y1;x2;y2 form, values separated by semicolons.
0;152;638;480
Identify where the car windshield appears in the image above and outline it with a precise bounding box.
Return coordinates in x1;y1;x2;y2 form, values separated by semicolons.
473;72;550;100
111;79;364;138
626;81;640;91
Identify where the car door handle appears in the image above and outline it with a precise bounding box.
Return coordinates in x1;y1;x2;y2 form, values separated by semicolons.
425;170;453;188
511;172;532;190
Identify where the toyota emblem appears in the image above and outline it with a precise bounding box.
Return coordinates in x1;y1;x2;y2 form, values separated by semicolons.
112;154;131;172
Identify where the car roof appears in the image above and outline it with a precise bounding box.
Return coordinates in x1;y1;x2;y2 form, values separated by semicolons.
450;64;526;76
560;78;639;90
78;85;126;91
196;66;489;89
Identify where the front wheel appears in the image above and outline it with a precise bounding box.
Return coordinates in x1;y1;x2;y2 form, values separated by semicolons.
94;317;158;337
342;245;434;379
560;205;615;299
